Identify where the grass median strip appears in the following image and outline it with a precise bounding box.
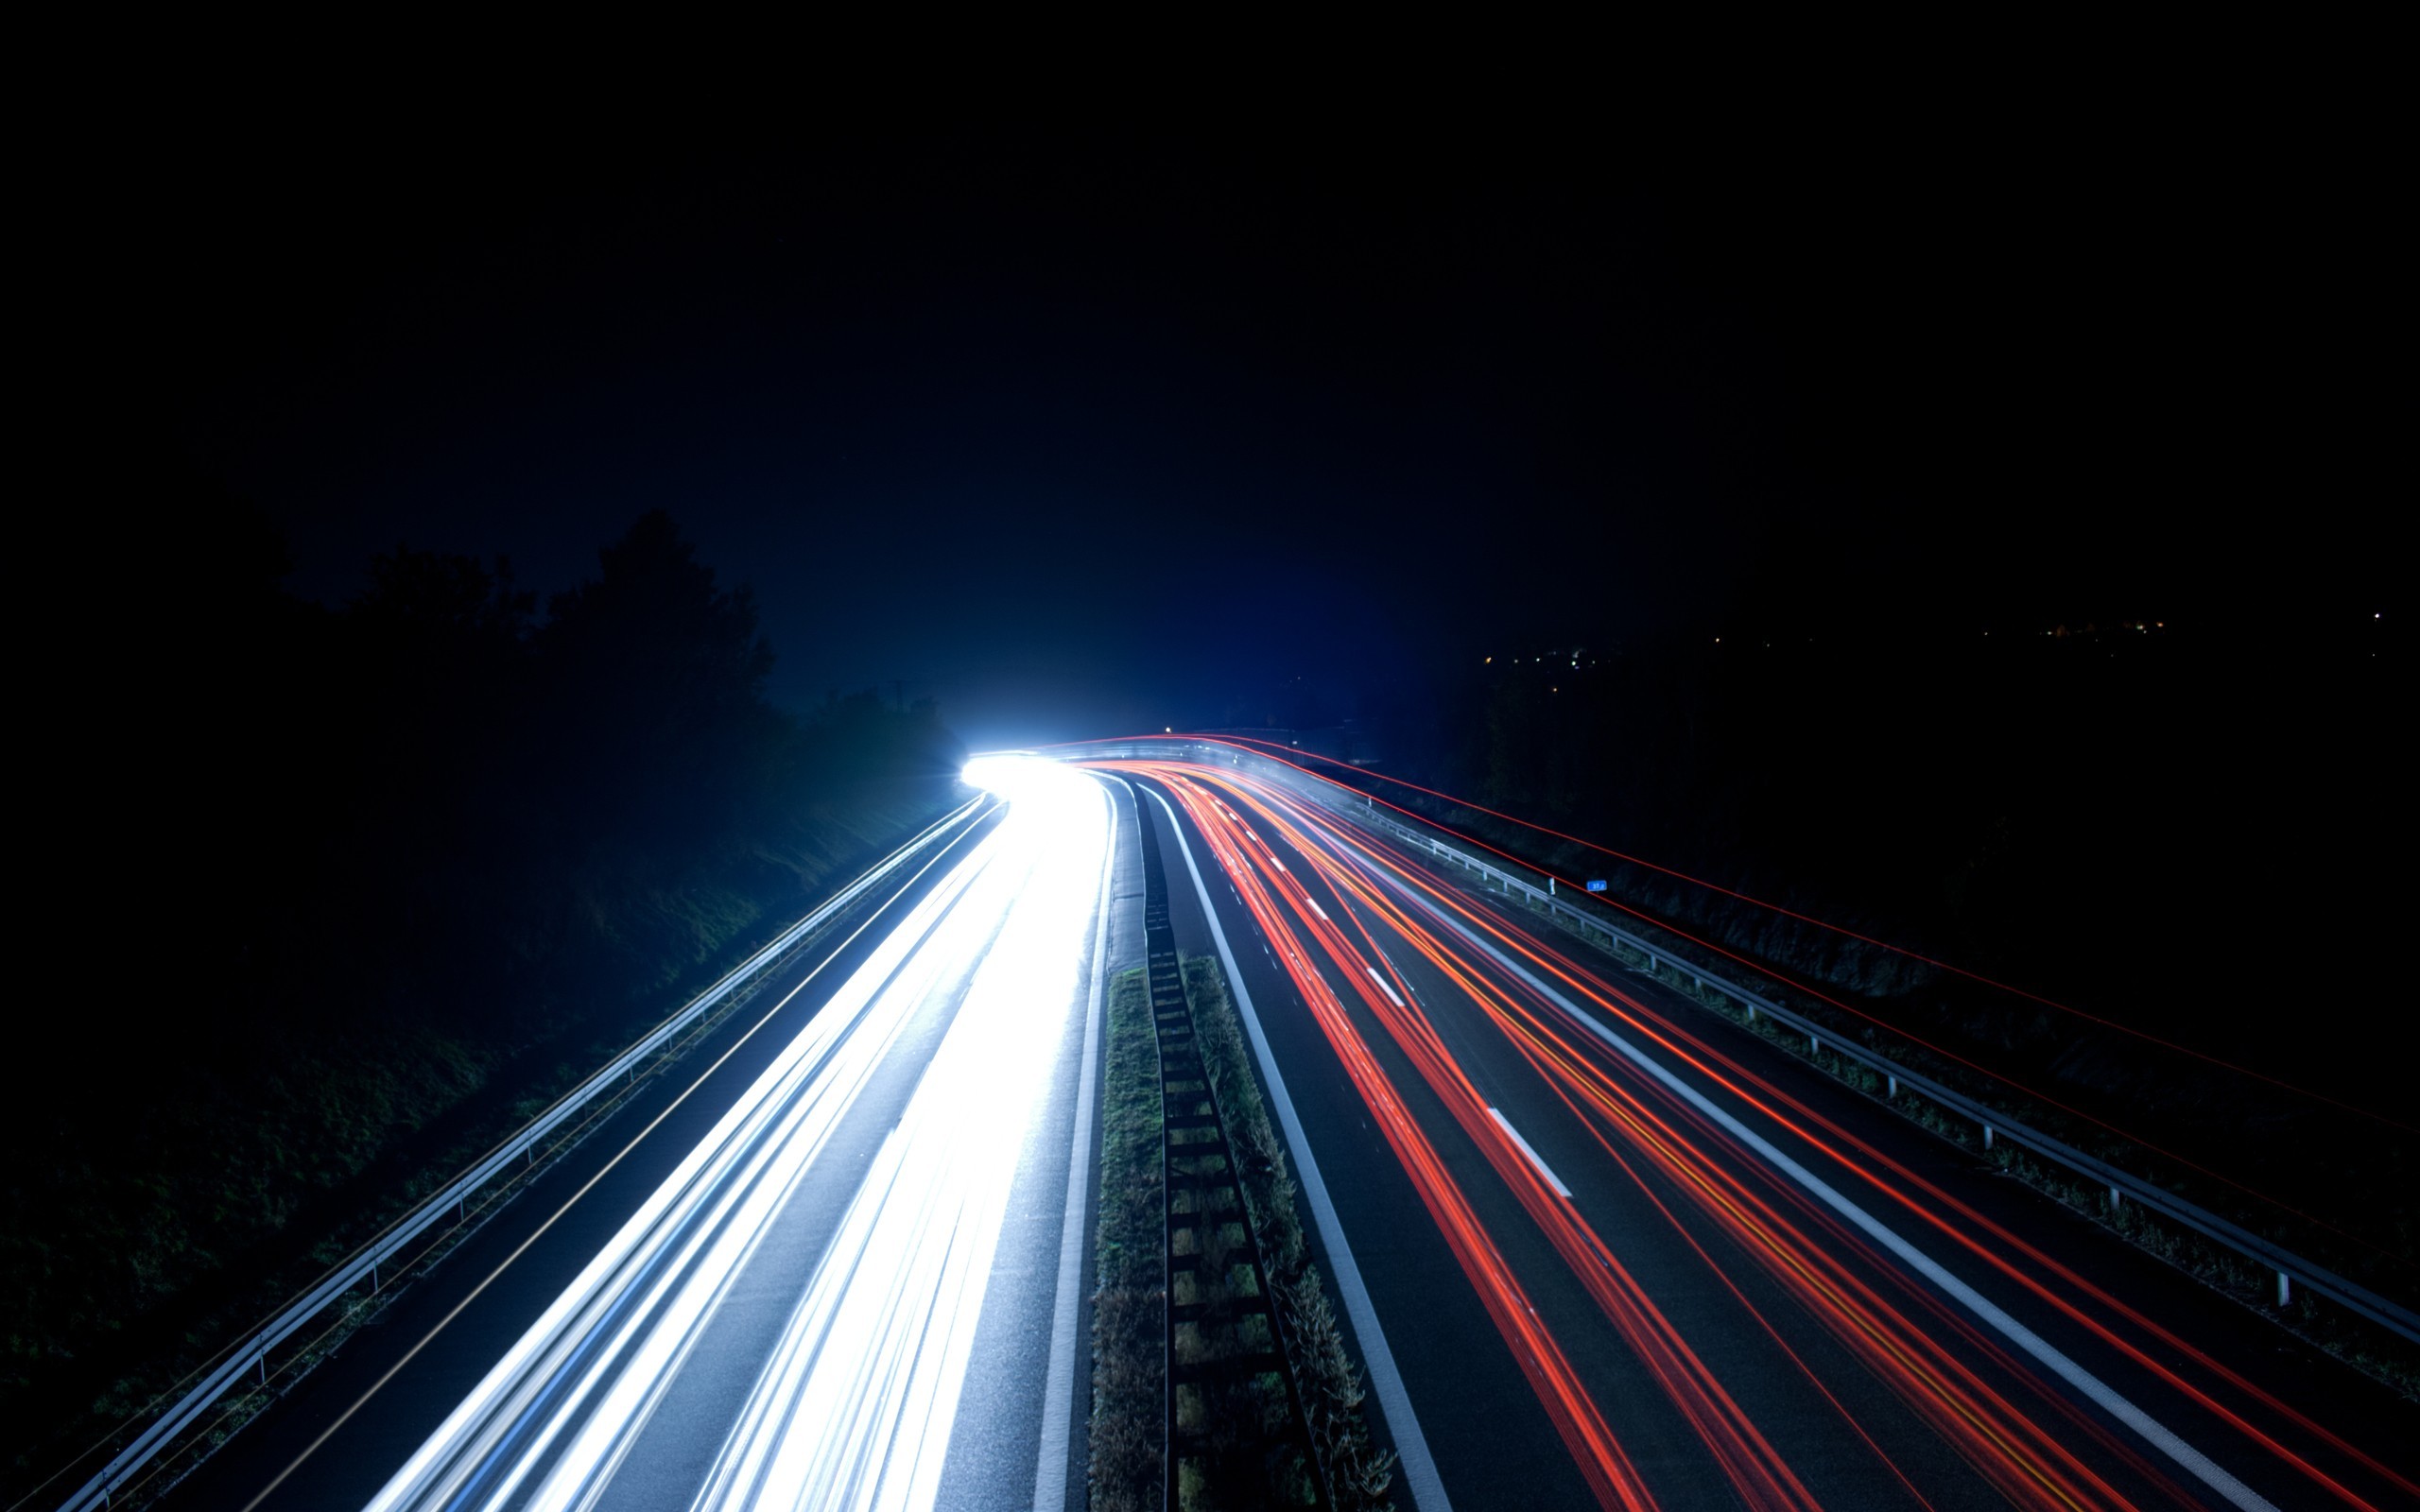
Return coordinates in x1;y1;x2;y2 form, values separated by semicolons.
1089;966;1163;1512
1183;954;1396;1512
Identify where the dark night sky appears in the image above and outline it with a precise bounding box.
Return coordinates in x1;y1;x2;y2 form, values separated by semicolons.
47;87;2396;750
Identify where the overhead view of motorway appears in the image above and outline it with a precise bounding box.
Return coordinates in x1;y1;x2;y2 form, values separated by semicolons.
33;97;2409;1512
106;747;2411;1512
149;759;1118;1512
1084;749;2417;1511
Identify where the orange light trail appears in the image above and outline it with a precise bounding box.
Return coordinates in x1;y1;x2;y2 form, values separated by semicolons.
1088;757;2404;1512
1066;737;2414;1240
1156;772;1661;1510
1193;768;2118;1512
1153;731;2411;1138
1284;794;2408;1512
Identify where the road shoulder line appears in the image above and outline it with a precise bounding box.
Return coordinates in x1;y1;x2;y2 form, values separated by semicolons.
1032;777;1119;1511
1146;785;1452;1512
1394;875;2277;1512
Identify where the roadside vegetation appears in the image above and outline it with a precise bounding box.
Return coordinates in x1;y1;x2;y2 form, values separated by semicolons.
1183;955;1396;1512
4;492;965;1503
1086;950;1397;1512
1350;616;2411;1339
1570;932;2420;1399
1089;966;1164;1512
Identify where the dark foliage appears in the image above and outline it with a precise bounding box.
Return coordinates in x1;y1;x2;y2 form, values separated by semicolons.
3;485;962;1478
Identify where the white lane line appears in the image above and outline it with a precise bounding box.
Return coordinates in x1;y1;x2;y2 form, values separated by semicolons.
1306;898;1329;922
1149;789;1453;1512
1033;778;1119;1512
1486;1108;1572;1199
1391;877;2278;1512
1365;967;1406;1009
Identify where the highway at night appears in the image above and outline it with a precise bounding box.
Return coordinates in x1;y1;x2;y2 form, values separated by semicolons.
38;106;2404;1512
128;749;2411;1512
1080;747;2415;1512
159;762;1120;1512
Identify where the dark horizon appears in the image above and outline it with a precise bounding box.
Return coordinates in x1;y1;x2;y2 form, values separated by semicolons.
43;105;2398;752
13;68;2418;1512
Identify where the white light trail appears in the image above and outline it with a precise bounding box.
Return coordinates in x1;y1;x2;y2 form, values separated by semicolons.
363;757;1110;1512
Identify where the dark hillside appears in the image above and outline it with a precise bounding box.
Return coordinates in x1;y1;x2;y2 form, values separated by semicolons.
3;483;965;1485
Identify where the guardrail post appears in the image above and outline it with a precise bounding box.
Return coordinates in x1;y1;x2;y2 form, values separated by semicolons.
40;798;1001;1512
1285;765;2420;1350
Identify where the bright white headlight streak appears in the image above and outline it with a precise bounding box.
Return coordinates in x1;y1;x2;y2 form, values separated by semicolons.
362;757;1110;1512
692;763;1105;1512
362;847;998;1512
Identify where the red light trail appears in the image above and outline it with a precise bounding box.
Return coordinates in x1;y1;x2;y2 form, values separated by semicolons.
1183;730;2410;1136
1061;735;2412;1256
1087;756;2406;1512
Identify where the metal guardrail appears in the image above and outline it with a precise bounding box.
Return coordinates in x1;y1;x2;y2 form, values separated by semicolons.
48;796;993;1512
1071;739;2420;1349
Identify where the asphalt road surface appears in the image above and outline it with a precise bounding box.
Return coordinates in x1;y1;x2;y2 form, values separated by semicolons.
167;760;1125;1512
1101;756;2417;1512
150;750;2414;1512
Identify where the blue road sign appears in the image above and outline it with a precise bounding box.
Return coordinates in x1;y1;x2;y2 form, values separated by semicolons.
1585;879;1608;893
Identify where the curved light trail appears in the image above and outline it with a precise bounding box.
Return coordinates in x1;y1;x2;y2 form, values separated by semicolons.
358;757;1111;1512
1094;757;2411;1512
202;745;2406;1512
